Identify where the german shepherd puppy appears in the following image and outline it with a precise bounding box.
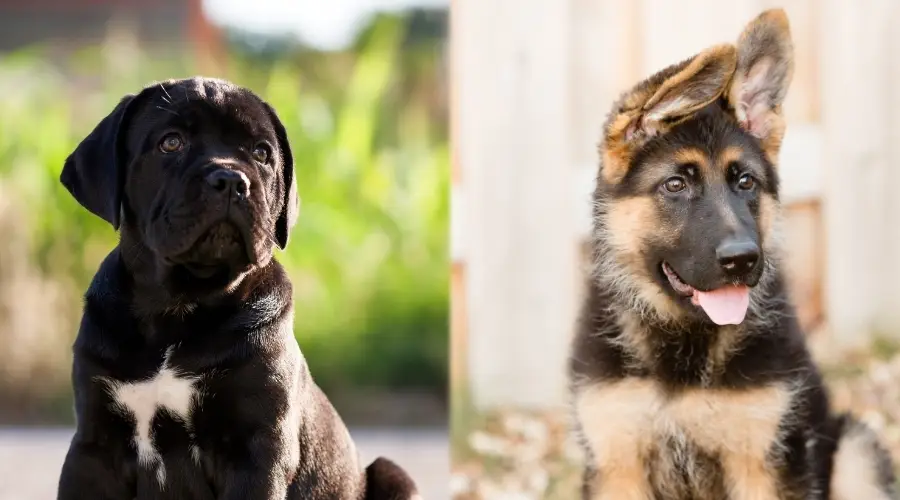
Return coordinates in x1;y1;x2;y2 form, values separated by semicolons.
569;9;897;500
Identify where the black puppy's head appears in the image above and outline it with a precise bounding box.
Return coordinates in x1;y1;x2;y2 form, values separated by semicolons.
61;77;298;293
593;9;793;325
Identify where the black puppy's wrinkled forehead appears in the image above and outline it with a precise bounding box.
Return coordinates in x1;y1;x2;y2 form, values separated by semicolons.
134;78;277;144
622;102;779;195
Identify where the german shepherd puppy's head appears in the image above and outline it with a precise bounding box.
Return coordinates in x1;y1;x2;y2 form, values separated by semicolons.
593;10;793;326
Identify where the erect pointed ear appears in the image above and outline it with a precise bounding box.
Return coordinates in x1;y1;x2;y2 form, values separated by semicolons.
60;90;151;229
728;8;794;160
263;102;298;250
601;44;737;184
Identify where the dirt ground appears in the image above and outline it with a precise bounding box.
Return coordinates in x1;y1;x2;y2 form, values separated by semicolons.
451;333;900;499
0;427;449;500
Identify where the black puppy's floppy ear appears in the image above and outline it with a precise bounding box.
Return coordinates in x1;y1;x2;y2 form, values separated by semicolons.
264;102;298;250
60;92;145;229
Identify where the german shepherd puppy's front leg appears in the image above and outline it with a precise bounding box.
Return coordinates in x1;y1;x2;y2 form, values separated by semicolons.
669;385;794;500
721;457;779;500
575;380;661;500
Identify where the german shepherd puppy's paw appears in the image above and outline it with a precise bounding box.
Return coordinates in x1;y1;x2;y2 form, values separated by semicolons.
826;413;897;500
570;8;896;500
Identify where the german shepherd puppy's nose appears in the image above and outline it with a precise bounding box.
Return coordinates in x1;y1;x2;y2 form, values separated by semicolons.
716;238;759;275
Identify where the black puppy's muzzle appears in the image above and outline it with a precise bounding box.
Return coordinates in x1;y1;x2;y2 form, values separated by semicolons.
205;168;250;201
156;163;262;276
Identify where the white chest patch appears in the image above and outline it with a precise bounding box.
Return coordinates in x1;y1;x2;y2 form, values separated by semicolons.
100;350;199;487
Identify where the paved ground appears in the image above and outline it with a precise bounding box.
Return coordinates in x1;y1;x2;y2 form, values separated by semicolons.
0;427;449;500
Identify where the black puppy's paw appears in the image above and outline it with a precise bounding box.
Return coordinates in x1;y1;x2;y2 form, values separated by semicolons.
363;457;421;500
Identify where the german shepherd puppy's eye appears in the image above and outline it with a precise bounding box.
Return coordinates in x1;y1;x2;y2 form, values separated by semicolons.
661;176;686;194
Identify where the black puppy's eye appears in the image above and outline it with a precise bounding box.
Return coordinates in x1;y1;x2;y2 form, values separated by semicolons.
663;177;686;193
252;144;270;163
159;133;184;153
737;173;755;190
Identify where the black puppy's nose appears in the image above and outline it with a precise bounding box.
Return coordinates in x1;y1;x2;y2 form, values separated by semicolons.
205;169;250;198
716;239;760;275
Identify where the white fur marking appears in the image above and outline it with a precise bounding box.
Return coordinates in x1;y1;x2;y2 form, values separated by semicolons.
102;349;198;487
156;464;167;487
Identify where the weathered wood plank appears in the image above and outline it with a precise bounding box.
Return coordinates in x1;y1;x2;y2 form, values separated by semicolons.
455;0;579;408
820;0;898;345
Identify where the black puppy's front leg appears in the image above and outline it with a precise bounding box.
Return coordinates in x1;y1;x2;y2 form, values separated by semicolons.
58;437;132;500
221;471;288;500
218;428;293;500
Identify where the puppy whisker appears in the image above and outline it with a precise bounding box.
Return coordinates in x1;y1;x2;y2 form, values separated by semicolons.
156;106;180;117
158;82;174;106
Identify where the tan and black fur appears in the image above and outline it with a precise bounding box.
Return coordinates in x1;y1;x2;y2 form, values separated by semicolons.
569;9;896;500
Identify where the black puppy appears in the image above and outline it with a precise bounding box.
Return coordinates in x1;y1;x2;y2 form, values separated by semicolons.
56;77;420;500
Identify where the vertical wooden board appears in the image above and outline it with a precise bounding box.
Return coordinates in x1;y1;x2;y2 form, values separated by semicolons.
449;0;467;397
820;0;895;345
760;0;820;123
449;0;462;187
455;0;579;408
450;263;468;394
781;201;824;331
882;1;900;331
568;0;641;169
639;0;761;77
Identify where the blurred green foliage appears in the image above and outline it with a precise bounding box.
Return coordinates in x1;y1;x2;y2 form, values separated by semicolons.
0;13;448;399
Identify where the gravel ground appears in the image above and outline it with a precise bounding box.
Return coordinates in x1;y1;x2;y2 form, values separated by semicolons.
0;427;449;500
451;334;900;499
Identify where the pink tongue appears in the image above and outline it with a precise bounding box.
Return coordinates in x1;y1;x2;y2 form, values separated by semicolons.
691;285;750;325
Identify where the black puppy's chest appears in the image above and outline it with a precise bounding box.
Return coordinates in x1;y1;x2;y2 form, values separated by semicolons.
96;347;215;492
